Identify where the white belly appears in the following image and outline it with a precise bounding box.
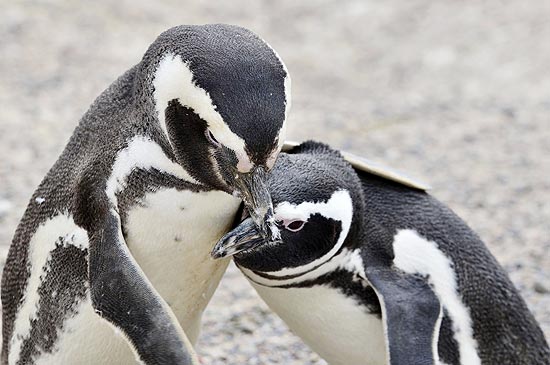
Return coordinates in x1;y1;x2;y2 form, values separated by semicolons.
251;282;387;365
34;296;137;365
124;187;240;343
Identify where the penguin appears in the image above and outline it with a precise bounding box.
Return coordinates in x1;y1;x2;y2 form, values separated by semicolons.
212;141;550;365
1;24;290;365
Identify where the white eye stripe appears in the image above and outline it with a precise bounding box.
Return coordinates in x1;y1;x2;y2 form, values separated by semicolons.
266;142;282;170
274;190;352;223
268;190;353;277
153;53;252;168
259;36;292;119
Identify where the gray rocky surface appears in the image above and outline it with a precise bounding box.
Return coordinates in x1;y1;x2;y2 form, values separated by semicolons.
1;1;549;363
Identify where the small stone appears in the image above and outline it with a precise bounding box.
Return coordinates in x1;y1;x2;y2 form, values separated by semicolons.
0;246;9;269
534;282;550;294
0;199;12;218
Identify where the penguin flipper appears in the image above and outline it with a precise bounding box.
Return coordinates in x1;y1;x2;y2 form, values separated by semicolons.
364;266;441;365
88;208;199;365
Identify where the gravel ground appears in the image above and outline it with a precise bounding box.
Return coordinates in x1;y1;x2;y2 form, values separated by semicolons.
1;1;549;363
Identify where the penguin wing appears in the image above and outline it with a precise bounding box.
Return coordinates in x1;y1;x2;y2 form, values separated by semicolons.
363;265;441;365
282;141;431;191
88;208;199;365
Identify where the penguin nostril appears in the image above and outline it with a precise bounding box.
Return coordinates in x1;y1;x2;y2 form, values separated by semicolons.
206;129;220;147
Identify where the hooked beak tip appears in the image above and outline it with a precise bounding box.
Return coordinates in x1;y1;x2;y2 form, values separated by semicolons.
211;236;237;259
211;250;227;259
211;217;271;260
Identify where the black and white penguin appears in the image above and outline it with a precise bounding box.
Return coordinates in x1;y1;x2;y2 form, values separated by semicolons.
213;141;550;365
1;24;290;364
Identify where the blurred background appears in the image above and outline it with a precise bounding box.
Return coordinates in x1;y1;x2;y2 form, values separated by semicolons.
1;1;549;363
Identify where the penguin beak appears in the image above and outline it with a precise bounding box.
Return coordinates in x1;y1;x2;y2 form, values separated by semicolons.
211;217;264;258
232;166;280;244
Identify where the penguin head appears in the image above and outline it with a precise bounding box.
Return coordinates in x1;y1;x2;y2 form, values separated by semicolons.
212;141;365;274
140;24;290;241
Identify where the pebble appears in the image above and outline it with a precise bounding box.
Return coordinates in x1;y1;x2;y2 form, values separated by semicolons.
0;199;12;219
534;282;550;295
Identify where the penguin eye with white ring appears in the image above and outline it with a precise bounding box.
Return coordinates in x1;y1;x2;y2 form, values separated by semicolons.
206;129;221;148
281;219;306;232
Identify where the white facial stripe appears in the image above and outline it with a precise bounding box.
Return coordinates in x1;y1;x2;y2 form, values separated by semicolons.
254;189;353;278
261;38;292;119
393;229;481;365
153;53;252;172
266;79;289;170
266;141;282;170
278;71;291;155
9;213;89;365
256;38;291;169
106;136;198;205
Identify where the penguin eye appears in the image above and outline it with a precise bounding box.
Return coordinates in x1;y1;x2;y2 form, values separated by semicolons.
284;219;306;232
206;129;220;147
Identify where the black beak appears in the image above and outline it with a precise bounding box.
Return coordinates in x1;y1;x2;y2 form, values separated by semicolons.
231;166;280;243
211;218;264;258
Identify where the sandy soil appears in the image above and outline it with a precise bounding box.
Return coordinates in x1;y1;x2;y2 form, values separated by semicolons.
1;1;549;363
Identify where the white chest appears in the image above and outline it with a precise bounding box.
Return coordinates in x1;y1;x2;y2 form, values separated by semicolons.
124;187;240;343
251;282;387;365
